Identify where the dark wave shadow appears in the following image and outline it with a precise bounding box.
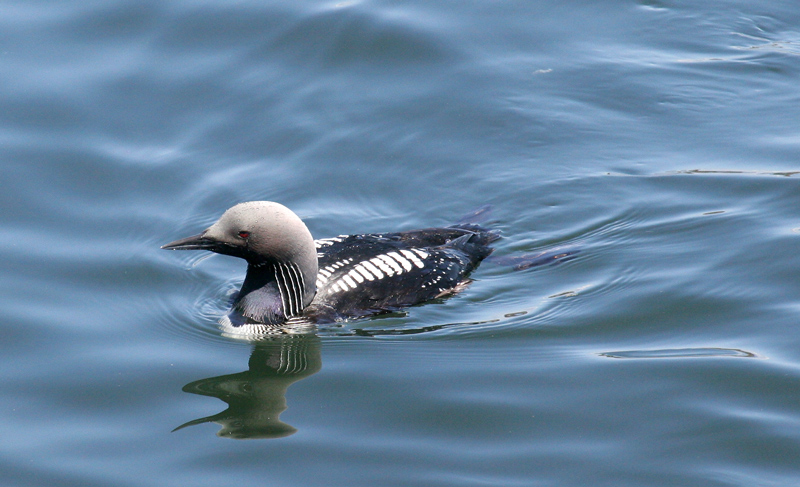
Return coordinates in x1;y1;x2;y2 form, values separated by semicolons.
599;347;762;359
327;317;502;337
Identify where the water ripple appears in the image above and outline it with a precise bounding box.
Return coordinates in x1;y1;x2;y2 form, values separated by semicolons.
599;347;763;359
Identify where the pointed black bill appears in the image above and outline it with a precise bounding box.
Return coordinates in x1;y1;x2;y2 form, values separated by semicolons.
161;233;215;251
171;415;217;433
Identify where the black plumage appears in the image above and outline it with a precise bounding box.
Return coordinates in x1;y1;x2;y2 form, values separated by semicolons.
307;224;499;322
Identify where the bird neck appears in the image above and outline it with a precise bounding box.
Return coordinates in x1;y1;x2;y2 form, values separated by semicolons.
231;260;314;325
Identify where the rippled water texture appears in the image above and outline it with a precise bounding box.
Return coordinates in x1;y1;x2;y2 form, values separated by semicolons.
2;1;800;486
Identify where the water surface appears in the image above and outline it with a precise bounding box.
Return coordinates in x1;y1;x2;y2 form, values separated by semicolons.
2;1;800;486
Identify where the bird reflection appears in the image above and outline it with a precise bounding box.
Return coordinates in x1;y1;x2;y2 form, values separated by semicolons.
174;333;321;439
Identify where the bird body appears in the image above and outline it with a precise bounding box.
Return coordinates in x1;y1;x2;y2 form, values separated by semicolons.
162;201;498;332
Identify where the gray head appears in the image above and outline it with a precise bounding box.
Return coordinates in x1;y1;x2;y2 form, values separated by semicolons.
162;201;318;322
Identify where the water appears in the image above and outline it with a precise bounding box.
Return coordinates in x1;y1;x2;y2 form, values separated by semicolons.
2;0;800;485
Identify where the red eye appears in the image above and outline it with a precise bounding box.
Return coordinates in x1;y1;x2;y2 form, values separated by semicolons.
238;231;250;238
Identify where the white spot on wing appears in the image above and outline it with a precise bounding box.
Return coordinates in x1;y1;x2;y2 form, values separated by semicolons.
370;257;394;276
411;248;429;259
387;251;413;272
361;260;384;279
348;269;364;283
354;264;374;281
377;254;403;274
342;274;357;289
314;237;344;248
401;249;425;268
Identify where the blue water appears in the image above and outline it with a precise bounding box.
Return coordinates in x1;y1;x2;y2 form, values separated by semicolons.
3;1;800;485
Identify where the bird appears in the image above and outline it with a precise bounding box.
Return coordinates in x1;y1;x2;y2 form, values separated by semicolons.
162;201;499;335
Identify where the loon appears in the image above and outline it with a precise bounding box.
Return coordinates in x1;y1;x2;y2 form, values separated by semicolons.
162;201;499;331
